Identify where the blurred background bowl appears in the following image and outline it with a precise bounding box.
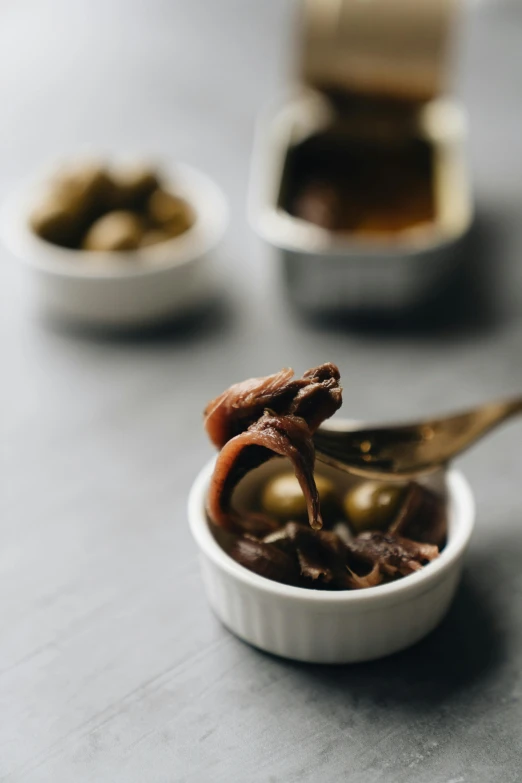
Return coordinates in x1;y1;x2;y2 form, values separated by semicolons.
1;161;228;328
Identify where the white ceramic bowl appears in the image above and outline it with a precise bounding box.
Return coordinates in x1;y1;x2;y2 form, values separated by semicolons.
189;457;475;664
1;162;228;328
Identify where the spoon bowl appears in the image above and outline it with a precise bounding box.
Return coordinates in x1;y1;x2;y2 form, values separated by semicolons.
314;397;522;480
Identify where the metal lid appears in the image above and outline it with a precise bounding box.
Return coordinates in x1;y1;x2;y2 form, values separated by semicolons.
301;0;457;103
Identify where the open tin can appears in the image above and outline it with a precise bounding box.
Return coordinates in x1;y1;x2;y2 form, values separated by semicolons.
249;0;473;315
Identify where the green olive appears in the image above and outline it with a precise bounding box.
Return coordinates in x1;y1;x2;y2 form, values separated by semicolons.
343;481;406;532
82;210;142;252
31;164;114;248
147;189;194;237
261;472;335;520
56;164;114;214
111;166;160;209
30;197;81;247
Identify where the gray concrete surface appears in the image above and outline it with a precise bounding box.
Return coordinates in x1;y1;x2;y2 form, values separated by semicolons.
1;1;522;780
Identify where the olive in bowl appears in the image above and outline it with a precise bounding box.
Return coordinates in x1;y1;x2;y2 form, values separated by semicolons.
261;472;337;523
343;480;407;533
29;161;195;252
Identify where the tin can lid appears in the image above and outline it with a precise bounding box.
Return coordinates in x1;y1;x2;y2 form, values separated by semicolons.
301;0;457;103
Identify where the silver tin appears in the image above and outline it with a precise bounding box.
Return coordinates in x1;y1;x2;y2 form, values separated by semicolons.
249;91;473;315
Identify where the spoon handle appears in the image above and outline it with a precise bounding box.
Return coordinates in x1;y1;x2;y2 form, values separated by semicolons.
471;396;522;435
500;397;522;417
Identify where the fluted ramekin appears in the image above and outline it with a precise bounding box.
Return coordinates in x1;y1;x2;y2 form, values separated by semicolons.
188;458;475;664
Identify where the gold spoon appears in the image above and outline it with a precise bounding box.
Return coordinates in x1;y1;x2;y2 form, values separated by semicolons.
314;396;522;480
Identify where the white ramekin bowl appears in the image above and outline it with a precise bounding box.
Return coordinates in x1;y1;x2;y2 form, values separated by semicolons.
1;162;228;328
189;457;475;664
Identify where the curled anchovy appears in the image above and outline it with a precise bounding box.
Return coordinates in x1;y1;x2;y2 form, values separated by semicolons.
204;364;342;532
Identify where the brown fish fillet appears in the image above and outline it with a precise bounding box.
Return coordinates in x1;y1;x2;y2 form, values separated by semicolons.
264;522;383;589
347;531;439;577
204;364;342;532
207;413;321;530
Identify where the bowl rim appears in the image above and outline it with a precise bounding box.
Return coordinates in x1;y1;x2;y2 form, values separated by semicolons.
1;161;228;280
188;457;475;606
